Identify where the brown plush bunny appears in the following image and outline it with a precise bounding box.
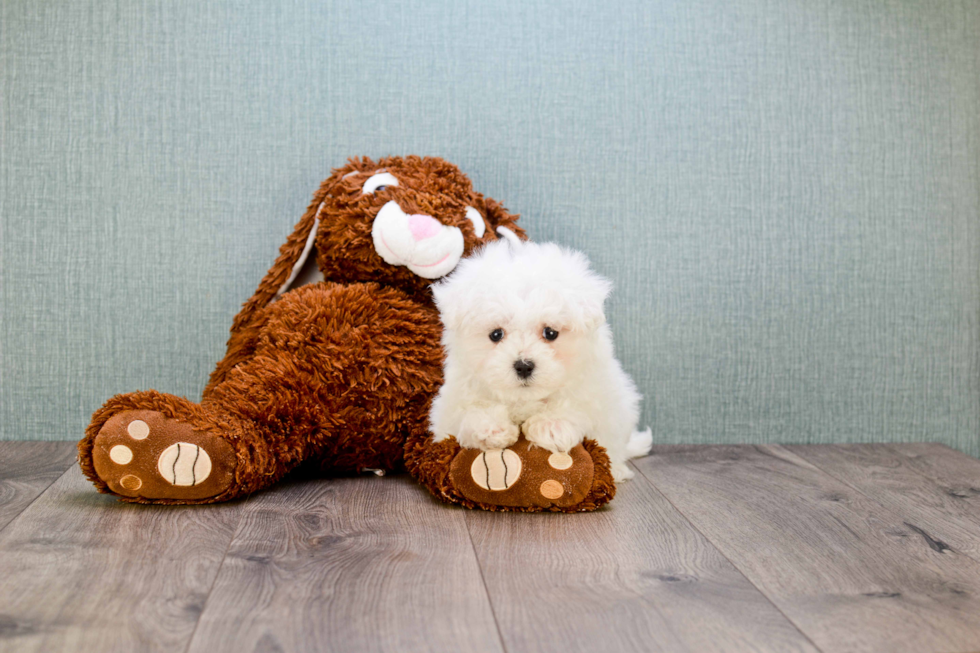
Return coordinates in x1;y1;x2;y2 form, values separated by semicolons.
78;156;615;511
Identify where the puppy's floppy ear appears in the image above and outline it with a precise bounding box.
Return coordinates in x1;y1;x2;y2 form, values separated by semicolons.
228;175;336;334
480;196;528;243
430;278;464;332
575;269;614;333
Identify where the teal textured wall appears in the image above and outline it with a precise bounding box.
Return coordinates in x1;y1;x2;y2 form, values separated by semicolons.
2;1;978;455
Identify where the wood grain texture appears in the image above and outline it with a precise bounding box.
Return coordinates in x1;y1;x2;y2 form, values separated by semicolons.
0;466;244;653
465;466;819;653
635;444;980;653
881;443;980;491
0;441;78;532
787;443;980;563
5;443;980;653
186;473;503;653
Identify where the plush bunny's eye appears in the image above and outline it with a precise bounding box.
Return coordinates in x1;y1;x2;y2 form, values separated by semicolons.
362;172;399;194
465;207;486;238
489;328;504;343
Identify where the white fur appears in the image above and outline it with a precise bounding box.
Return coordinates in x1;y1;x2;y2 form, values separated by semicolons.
429;239;651;482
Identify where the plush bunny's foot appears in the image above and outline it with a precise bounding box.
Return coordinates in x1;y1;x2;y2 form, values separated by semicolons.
88;409;236;502
450;437;594;509
418;436;616;512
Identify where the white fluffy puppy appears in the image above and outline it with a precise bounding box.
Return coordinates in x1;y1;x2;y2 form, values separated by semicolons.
429;238;652;482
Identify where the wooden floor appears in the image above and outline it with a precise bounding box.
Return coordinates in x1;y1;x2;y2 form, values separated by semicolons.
2;442;980;652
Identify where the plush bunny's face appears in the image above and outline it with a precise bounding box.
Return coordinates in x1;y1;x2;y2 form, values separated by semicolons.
364;169;482;279
310;156;522;295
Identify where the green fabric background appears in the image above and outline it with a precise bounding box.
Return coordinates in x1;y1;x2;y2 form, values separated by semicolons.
2;1;978;455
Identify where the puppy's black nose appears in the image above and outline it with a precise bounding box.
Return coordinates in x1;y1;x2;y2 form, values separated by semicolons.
514;359;535;380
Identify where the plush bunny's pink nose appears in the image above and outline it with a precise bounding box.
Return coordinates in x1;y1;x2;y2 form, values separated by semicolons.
408;214;442;241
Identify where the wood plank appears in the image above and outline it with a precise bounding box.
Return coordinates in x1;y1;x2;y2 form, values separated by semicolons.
635;444;980;653
466;466;820;653
886;443;980;490
0;466;244;653
0;442;78;532
787;444;980;563
186;473;504;653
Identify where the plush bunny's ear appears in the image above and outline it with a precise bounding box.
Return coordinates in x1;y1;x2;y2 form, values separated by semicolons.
228;178;333;334
495;225;522;246
206;178;336;395
482;197;528;243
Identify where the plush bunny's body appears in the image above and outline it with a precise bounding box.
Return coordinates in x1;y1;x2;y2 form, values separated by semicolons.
79;156;615;511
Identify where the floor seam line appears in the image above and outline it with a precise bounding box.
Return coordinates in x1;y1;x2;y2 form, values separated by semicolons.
463;514;510;653
0;448;78;536
180;494;253;653
630;458;826;653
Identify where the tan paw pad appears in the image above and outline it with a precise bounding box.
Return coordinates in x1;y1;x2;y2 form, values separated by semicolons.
109;445;133;465
120;475;142;491
471;449;522;491
127;420;150;440
157;443;212;486
548;452;573;470
540;479;564;499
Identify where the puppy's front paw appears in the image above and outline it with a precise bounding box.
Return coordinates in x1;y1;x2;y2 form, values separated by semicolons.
473;422;521;450
522;414;584;453
611;462;634;482
457;408;520;451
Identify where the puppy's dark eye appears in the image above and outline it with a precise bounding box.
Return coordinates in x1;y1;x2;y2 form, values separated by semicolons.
489;328;504;343
542;326;559;341
375;185;387;192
